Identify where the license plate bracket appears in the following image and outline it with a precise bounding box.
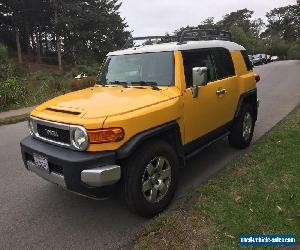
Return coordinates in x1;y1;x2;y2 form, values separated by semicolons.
33;153;49;172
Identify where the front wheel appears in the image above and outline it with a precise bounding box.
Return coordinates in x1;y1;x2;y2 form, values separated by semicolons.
229;104;255;149
120;139;179;218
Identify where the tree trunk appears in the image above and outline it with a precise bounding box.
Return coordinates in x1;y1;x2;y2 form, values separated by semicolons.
30;32;36;51
57;36;62;71
44;32;49;52
15;30;22;64
54;2;62;72
36;29;42;63
24;23;31;55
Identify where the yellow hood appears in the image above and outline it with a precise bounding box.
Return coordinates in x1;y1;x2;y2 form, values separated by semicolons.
34;86;175;119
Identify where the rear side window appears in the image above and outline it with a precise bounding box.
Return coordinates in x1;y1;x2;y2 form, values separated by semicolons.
182;49;216;88
241;50;253;71
212;48;235;79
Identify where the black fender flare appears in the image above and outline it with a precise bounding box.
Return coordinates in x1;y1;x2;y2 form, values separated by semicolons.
234;88;258;121
116;121;185;166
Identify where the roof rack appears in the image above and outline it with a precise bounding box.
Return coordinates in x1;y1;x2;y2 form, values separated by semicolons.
122;28;232;49
179;28;232;43
122;36;177;49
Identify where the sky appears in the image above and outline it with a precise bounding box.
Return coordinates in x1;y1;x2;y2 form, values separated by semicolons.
119;0;296;36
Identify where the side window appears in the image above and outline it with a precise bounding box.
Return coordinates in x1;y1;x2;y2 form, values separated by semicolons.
241;50;253;71
182;50;216;88
212;48;235;79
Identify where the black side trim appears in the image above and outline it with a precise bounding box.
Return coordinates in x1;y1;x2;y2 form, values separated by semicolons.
183;121;233;156
235;88;258;119
116;121;184;161
186;132;230;160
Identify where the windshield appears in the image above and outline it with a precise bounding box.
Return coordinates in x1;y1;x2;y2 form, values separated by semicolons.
98;52;174;86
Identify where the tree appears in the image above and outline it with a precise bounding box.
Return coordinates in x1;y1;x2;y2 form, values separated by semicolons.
0;0;130;68
173;9;268;54
200;17;216;29
0;0;27;63
217;9;254;32
230;26;255;52
0;43;16;79
50;0;62;71
288;41;300;59
265;5;300;42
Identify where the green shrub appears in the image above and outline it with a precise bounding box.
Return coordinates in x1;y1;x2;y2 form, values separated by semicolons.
33;76;57;103
0;78;28;110
287;42;300;60
64;64;100;78
76;64;100;76
70;76;97;91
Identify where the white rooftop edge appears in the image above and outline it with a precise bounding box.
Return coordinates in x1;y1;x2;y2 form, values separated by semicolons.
108;40;246;56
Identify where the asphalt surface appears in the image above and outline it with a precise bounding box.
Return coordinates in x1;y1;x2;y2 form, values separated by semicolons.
0;61;299;250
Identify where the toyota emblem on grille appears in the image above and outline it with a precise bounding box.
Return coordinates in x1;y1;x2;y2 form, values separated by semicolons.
45;129;59;137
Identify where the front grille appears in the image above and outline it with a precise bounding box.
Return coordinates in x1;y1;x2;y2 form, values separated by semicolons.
37;124;70;144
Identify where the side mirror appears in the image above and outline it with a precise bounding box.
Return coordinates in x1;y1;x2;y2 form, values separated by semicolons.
192;67;208;98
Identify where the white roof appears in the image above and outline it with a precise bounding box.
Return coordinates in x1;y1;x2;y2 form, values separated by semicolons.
108;40;245;56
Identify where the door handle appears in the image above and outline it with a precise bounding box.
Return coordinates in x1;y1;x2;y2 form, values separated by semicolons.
216;89;227;96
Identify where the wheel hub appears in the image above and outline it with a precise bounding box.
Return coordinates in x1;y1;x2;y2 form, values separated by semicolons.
242;112;253;141
142;156;171;203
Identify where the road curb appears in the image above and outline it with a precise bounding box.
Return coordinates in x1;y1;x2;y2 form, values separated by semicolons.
0;113;30;126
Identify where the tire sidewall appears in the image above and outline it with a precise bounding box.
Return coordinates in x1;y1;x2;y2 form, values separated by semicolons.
229;103;255;149
239;105;255;146
127;141;179;217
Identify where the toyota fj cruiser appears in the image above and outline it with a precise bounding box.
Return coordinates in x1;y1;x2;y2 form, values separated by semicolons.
20;29;260;217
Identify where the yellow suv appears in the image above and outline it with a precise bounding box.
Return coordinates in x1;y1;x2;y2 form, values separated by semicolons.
20;29;260;217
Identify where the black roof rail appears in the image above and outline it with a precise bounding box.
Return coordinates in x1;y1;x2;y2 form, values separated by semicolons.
122;29;232;50
122;36;177;49
178;28;232;44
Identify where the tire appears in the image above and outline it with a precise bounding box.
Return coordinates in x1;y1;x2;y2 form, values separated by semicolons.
120;139;179;218
229;104;255;149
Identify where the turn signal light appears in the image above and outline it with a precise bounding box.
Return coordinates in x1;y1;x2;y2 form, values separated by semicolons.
88;128;125;144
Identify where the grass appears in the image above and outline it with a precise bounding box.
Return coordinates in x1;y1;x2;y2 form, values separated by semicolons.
135;107;300;250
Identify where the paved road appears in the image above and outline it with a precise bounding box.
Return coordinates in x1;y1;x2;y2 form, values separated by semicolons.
0;61;299;250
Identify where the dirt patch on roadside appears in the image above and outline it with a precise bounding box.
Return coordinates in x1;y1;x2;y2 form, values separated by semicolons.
135;209;215;250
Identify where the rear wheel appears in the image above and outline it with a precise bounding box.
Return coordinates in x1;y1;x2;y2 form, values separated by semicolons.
120;139;179;218
229;104;255;149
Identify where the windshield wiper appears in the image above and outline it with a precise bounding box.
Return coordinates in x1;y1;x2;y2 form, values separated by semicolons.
130;81;160;90
108;81;128;88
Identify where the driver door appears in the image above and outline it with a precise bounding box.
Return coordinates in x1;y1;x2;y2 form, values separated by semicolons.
182;49;228;146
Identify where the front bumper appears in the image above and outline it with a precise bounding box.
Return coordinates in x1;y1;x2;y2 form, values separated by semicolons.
20;136;120;198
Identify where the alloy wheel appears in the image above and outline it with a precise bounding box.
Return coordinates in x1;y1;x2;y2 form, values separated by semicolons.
141;156;172;203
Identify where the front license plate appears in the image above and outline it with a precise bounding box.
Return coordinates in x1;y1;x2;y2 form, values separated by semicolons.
33;154;49;172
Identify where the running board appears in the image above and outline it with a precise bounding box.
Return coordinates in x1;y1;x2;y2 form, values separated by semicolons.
185;132;230;160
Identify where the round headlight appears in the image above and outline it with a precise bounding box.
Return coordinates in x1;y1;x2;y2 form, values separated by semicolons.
28;118;34;135
72;127;88;150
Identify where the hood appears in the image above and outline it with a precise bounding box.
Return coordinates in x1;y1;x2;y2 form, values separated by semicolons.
35;86;176;119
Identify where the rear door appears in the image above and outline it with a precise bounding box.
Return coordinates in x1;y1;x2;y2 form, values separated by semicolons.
211;48;239;123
